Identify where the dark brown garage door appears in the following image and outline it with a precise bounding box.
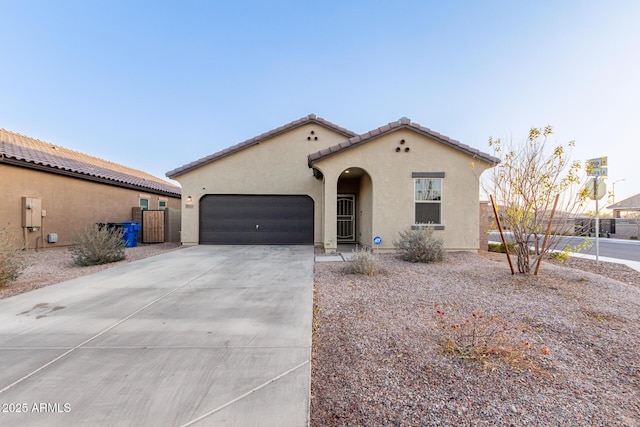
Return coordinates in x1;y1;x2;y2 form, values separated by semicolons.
199;195;314;245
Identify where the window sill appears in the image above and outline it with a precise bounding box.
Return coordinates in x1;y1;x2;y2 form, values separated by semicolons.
412;224;445;230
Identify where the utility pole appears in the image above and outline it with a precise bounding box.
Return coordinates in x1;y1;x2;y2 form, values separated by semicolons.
612;179;625;204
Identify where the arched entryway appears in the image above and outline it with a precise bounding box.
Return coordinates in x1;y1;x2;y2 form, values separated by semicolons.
336;167;373;246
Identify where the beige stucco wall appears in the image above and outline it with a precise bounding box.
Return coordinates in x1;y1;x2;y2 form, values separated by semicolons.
479;201;489;251
172;123;349;245
313;128;493;252
0;164;181;248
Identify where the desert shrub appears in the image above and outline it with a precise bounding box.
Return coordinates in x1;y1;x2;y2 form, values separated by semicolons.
344;246;380;276
488;241;518;253
69;225;126;266
488;243;503;253
434;304;549;368
547;249;570;263
0;228;27;286
393;227;444;263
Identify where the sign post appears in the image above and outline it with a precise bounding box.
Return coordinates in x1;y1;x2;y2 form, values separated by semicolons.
587;157;608;265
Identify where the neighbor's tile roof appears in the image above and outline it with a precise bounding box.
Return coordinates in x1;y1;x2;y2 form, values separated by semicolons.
166;114;356;178
308;117;500;166
0;129;181;196
607;193;640;210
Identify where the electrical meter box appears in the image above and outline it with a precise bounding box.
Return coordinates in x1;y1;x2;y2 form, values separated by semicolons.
22;197;42;229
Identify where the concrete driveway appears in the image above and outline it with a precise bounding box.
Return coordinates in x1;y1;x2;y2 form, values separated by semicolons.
0;245;314;426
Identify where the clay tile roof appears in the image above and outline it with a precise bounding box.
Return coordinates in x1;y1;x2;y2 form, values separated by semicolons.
167;114;357;178
308;117;500;166
0;129;181;197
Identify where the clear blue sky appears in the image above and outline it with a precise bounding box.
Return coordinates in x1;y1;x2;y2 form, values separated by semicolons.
2;1;638;202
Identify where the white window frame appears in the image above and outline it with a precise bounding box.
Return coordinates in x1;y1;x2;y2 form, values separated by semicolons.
413;176;443;226
139;196;150;211
158;198;168;210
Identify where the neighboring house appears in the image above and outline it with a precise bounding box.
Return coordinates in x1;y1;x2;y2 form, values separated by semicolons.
1;129;181;248
167;114;498;253
607;194;640;239
607;193;640;218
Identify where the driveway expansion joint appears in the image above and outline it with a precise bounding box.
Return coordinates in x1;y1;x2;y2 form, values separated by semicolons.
179;359;310;427
0;264;219;395
0;246;314;426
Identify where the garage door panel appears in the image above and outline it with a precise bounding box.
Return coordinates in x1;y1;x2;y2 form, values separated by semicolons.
205;220;310;233
200;195;313;245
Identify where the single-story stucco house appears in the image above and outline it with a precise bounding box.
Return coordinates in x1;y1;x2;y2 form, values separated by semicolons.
1;129;182;248
166;114;498;253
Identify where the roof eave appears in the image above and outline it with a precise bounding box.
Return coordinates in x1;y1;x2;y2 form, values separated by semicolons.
308;122;500;167
2;157;181;197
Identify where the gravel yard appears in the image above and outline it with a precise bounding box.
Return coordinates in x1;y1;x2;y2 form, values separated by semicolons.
3;246;640;425
0;243;184;300
312;252;640;426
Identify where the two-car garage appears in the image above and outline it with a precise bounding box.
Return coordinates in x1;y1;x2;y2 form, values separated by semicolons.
199;194;314;245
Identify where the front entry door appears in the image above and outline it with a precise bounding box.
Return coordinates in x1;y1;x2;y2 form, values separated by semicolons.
337;194;356;242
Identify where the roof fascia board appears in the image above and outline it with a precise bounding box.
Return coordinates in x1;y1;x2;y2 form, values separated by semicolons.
405;125;499;164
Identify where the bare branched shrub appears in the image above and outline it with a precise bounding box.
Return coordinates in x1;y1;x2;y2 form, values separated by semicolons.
0;228;27;286
487;126;588;274
393;227;444;263
344;246;380;276
434;304;549;368
69;225;126;266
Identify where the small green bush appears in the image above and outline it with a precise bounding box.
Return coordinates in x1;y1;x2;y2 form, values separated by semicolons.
547;250;570;263
69;225;126;266
393;227;444;263
0;228;27;286
344;246;380;276
488;243;502;253
488;241;517;253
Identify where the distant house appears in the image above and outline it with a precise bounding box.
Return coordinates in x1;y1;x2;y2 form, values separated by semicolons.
607;194;640;218
167;114;498;252
606;194;640;239
0;129;181;248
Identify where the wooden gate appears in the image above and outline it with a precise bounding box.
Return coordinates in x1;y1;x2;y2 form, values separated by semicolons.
142;210;165;243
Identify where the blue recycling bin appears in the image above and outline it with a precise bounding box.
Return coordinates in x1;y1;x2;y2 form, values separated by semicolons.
120;221;141;247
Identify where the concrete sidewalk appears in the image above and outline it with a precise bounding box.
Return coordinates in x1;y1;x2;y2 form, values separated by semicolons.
567;252;640;272
0;245;314;426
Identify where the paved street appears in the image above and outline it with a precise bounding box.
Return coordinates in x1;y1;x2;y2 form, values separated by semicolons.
489;232;640;262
